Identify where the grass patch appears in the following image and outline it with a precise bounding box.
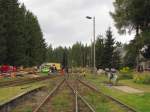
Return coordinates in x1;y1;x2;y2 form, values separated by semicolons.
0;77;28;83
133;72;150;84
0;82;45;105
50;86;73;112
120;79;150;92
13;106;33;112
39;72;48;76
85;74;150;112
78;81;126;112
84;91;126;112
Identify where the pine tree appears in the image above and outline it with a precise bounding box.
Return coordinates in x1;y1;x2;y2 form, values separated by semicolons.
0;0;47;66
102;27;115;69
62;49;68;69
25;11;47;66
0;0;7;64
0;0;27;66
112;50;121;69
71;42;82;67
95;37;104;69
46;45;53;62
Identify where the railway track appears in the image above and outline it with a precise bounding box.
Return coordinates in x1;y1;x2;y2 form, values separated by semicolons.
17;74;138;112
78;78;138;112
33;79;65;112
0;75;60;88
66;80;96;112
33;78;96;112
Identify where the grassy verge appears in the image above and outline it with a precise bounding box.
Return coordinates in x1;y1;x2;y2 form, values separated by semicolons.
0;81;46;104
0;77;29;83
120;79;150;92
85;74;150;112
79;82;126;112
11;77;62;112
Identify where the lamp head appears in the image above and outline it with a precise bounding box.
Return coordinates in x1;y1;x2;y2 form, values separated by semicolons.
86;16;92;19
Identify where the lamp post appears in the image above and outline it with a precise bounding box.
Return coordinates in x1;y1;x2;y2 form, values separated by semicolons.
86;16;96;72
91;39;93;68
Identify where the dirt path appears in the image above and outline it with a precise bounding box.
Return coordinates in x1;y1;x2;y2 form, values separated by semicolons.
113;86;144;93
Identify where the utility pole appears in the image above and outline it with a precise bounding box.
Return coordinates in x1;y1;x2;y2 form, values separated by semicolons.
91;39;93;68
93;17;96;71
86;16;96;72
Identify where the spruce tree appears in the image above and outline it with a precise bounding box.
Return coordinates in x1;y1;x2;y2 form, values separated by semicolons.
62;49;68;69
112;50;121;69
0;0;47;66
102;27;115;69
25;11;47;66
0;0;27;66
95;37;104;69
0;0;7;64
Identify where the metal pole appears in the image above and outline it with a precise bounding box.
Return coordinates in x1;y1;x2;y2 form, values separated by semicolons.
91;39;93;68
93;17;96;72
85;16;96;72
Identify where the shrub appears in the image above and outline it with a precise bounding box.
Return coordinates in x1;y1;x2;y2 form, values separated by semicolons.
133;72;150;84
119;67;133;79
120;67;130;73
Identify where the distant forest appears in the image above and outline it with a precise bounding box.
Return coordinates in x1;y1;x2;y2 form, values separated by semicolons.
0;0;150;69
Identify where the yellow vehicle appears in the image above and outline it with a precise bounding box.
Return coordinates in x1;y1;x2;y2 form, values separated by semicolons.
50;63;61;70
41;63;61;73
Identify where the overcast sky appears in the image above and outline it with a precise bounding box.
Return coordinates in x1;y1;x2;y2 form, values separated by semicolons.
19;0;134;48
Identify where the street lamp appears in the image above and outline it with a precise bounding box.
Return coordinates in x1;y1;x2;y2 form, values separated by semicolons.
86;16;96;72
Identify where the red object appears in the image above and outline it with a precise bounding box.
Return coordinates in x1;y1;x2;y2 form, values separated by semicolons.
0;65;10;73
13;66;17;72
0;65;17;73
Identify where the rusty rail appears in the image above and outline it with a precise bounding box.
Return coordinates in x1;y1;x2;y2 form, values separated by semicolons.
66;80;96;112
33;79;65;112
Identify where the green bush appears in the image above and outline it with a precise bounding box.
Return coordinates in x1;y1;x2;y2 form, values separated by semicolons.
119;67;133;79
120;67;130;73
133;72;150;84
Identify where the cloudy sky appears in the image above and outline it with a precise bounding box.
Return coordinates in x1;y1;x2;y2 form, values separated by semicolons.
19;0;134;48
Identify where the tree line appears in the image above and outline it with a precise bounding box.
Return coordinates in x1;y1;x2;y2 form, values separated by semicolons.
47;0;150;69
1;0;149;69
46;27;122;69
0;0;47;67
